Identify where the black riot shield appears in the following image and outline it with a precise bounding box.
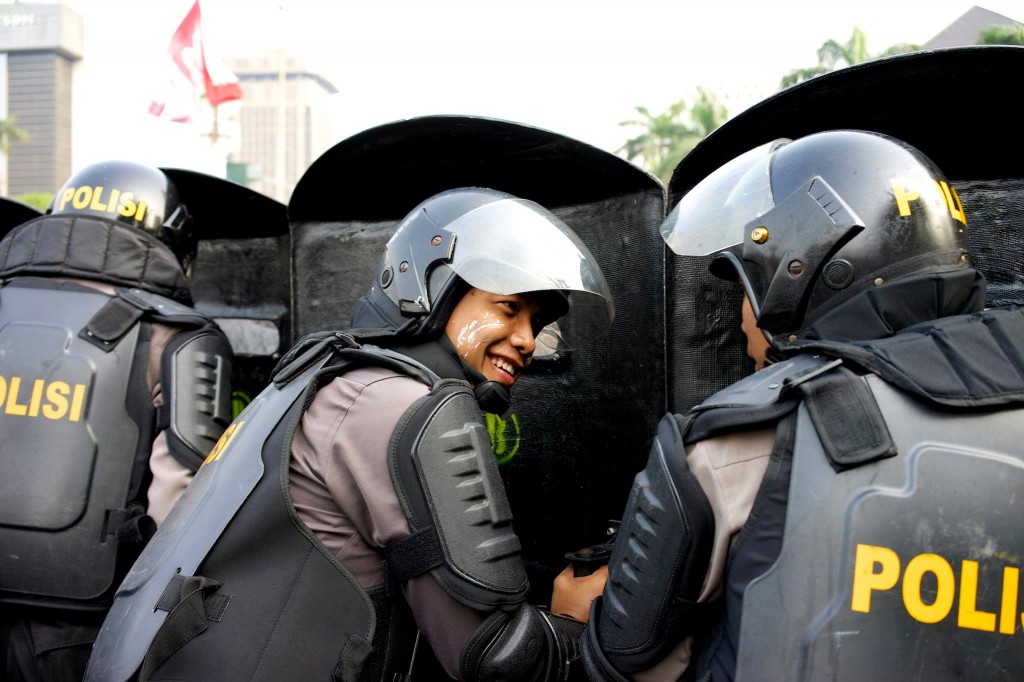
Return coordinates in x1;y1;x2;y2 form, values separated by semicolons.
161;169;290;417
0;196;41;238
288;115;666;597
666;45;1024;414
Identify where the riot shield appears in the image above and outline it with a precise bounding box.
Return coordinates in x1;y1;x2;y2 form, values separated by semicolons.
288;115;665;596
161;169;290;416
666;45;1024;415
0;196;41;238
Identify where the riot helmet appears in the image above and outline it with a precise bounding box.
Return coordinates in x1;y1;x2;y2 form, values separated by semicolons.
50;161;197;272
662;130;973;343
352;187;615;341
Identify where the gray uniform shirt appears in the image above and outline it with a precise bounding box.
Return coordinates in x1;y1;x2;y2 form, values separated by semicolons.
289;365;484;680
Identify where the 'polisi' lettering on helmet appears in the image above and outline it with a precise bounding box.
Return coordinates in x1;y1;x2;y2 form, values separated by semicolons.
890;178;967;226
0;375;87;422
57;185;149;223
202;420;245;466
851;543;1020;634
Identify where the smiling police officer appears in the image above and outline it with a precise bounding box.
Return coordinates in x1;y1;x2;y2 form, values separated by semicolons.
0;160;233;682
87;187;615;682
579;130;1024;680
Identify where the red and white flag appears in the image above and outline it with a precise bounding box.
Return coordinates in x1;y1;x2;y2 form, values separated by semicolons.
148;0;242;122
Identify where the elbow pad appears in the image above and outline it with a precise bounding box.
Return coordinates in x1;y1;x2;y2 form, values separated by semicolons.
591;413;715;674
460;607;584;682
388;380;528;610
159;327;233;470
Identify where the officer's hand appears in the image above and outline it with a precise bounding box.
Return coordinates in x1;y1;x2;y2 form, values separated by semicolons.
550;563;608;623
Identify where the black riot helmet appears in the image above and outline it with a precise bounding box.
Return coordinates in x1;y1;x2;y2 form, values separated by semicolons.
49;161;197;271
351;187;615;340
662;130;975;344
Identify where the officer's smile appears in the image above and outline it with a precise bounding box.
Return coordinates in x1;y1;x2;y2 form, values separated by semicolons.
489;354;521;382
445;287;543;388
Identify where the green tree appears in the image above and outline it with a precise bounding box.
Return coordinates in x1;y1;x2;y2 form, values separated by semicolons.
617;87;728;184
780;27;918;88
0;116;28;154
14;192;53;212
978;24;1024;45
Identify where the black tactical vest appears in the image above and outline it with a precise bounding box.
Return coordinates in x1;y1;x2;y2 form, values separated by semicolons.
0;279;154;610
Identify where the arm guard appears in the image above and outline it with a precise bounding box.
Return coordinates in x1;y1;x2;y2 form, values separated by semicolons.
159;326;233;470
460;606;585;682
584;413;715;677
388;379;528;610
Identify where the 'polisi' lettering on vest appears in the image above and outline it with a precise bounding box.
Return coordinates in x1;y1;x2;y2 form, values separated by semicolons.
57;185;148;223
203;420;245;466
0;375;87;422
850;543;1021;634
890;177;967;226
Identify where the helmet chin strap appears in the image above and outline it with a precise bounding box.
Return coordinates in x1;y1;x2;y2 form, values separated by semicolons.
473;381;512;419
435;334;513;417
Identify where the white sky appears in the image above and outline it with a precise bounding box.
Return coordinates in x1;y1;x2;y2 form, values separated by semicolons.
50;0;1024;175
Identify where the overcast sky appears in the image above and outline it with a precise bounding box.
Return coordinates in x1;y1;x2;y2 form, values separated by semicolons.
54;0;1023;175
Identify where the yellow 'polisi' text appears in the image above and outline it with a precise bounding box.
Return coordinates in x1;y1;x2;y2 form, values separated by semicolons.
0;375;87;422
851;543;1021;634
57;185;148;223
203;420;245;466
890;178;967;226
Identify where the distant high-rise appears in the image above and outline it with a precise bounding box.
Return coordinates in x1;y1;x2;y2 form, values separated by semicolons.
0;2;82;197
225;52;337;202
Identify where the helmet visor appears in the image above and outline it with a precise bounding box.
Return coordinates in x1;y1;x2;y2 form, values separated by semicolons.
661;139;788;256
445;197;615;325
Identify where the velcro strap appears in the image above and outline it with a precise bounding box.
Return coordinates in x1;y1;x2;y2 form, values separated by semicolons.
142;574;229;681
79;295;144;351
383;525;444;583
800;367;897;471
115;512;157;546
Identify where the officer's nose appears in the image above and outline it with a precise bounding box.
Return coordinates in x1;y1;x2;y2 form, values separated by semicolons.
510;317;536;358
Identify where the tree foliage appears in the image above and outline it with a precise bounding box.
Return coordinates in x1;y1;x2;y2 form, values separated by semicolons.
780;27;918;88
978;24;1024;45
0;116;28;154
617;87;729;185
14;192;52;212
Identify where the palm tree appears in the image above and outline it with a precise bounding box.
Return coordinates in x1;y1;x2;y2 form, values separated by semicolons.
618;87;729;184
0;116;28;154
978;25;1024;45
780;27;918;88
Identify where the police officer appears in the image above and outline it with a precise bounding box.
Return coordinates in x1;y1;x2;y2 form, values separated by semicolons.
0;161;233;681
578;130;1024;680
86;187;615;681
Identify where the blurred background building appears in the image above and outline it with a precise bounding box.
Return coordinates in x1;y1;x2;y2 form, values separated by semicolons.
0;1;1019;204
0;2;81;196
225;51;337;202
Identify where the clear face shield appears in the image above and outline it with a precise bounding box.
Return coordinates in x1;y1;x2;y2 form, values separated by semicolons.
444;196;615;357
661;140;788;260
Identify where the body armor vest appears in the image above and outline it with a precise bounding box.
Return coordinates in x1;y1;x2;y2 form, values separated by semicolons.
0;280;151;610
686;308;1024;681
86;335;445;682
730;374;1024;681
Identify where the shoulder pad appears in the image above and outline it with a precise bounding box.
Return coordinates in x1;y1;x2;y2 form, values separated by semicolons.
119;287;211;327
683;354;841;444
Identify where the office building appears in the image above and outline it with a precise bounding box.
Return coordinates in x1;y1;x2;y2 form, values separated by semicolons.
0;2;82;196
225;52;337;202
